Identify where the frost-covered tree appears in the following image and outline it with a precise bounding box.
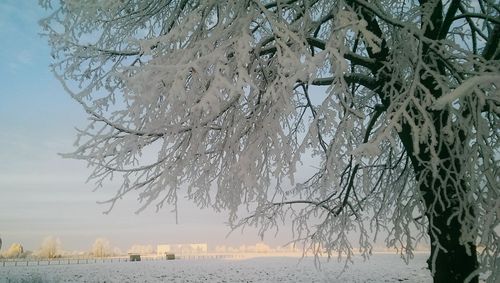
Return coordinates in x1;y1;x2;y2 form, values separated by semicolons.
1;243;24;259
91;238;111;258
41;0;499;282
37;236;61;259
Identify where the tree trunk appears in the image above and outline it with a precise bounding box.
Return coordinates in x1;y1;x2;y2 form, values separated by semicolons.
420;176;479;283
426;205;478;282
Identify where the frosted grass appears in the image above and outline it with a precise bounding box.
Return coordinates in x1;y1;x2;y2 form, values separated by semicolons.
1;253;431;282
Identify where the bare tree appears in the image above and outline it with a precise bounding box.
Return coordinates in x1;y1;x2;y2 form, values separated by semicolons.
41;0;499;282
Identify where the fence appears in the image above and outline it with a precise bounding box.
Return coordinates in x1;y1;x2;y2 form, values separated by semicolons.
178;254;243;260
0;256;154;267
0;254;243;267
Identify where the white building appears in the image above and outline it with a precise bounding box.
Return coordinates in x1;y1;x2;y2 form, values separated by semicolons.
157;243;208;256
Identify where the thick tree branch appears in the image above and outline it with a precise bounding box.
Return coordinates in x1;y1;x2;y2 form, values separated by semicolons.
482;23;500;60
438;0;461;39
311;74;378;91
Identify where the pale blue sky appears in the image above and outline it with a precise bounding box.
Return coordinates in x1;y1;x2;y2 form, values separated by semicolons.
0;1;288;253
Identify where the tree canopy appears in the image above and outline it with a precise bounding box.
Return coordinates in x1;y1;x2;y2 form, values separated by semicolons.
41;0;499;281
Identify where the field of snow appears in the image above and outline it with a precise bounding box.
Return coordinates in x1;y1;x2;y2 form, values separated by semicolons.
1;253;432;282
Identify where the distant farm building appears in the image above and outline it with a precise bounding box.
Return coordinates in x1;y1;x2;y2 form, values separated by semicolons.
128;253;141;261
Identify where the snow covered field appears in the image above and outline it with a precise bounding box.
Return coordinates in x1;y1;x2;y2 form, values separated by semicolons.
1;253;431;282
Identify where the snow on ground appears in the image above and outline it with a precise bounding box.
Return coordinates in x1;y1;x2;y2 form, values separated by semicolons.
1;253;431;282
